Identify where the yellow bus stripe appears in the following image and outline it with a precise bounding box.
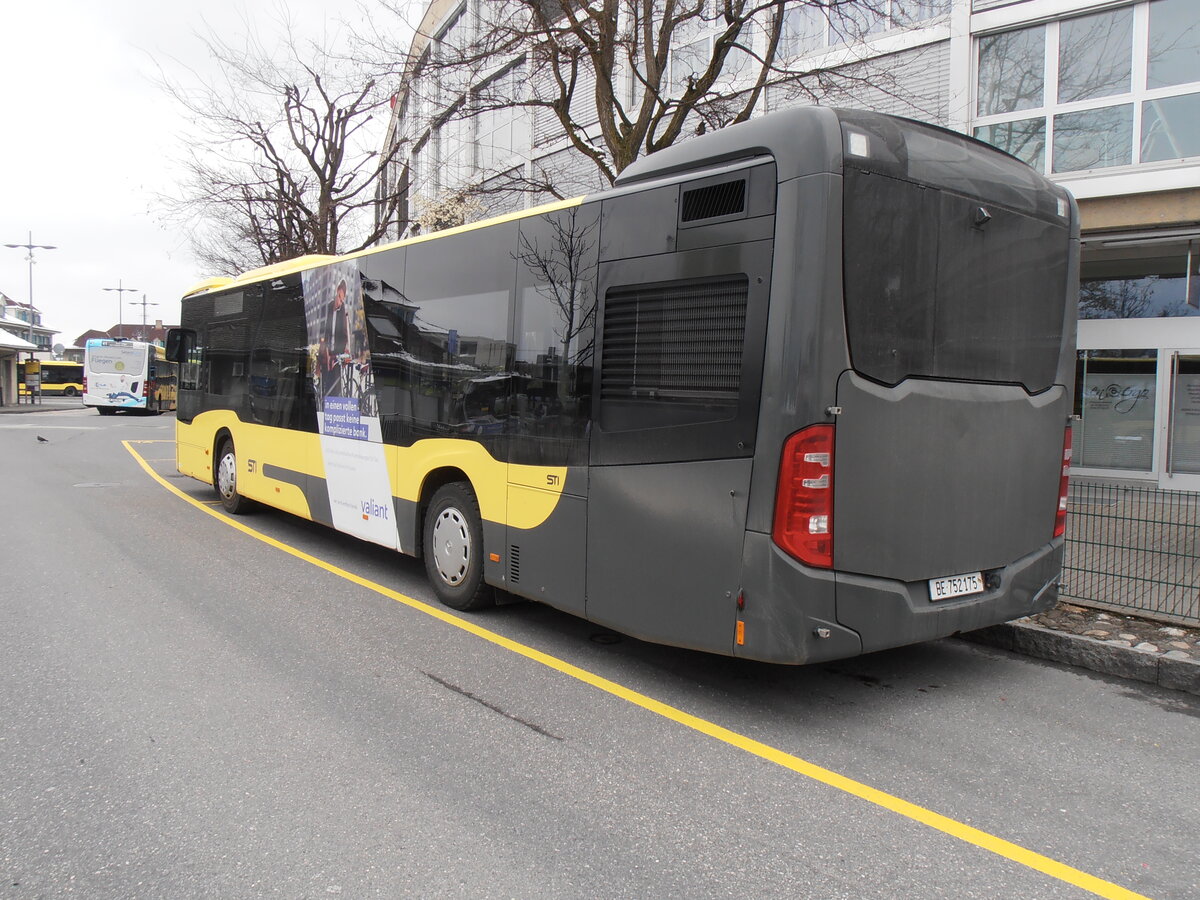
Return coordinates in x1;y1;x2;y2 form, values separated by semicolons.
124;440;1147;900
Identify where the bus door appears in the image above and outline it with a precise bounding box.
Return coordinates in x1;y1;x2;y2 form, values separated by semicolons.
583;178;773;652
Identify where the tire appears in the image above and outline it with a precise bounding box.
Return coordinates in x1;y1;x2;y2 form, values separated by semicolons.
423;482;493;611
97;407;116;416
215;438;253;514
62;386;77;397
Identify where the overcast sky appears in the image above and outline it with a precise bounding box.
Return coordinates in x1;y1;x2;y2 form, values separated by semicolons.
1;0;414;349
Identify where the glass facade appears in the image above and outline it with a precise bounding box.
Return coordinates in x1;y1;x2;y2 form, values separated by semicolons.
974;0;1200;174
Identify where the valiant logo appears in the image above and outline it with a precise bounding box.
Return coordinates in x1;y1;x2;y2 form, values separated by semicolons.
361;498;390;521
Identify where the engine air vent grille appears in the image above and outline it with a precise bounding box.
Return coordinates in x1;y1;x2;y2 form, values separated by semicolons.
681;179;746;222
601;275;748;402
509;545;520;584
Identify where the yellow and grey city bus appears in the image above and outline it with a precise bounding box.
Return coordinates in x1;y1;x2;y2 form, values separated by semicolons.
18;360;84;397
166;107;1078;664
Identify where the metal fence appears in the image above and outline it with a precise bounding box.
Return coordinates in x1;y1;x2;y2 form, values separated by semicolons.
1063;480;1200;628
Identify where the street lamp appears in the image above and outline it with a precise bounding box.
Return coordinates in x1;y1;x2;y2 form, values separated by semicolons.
132;293;159;340
102;280;139;339
3;231;57;345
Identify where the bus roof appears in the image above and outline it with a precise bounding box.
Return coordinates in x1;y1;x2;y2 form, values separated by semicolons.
181;196;586;300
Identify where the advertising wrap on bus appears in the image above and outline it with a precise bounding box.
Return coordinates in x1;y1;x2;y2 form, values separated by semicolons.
168;106;1078;665
301;260;398;549
84;339;178;414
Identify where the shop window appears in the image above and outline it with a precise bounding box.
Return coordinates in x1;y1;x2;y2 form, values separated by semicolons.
1075;350;1157;472
1080;238;1200;319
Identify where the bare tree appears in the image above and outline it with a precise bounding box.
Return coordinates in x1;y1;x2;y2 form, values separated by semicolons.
515;206;600;398
1079;277;1156;320
159;23;409;275
369;0;937;214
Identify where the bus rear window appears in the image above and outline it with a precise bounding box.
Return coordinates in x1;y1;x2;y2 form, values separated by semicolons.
843;171;1069;392
87;344;145;375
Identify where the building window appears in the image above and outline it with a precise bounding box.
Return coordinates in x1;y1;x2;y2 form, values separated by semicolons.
1080;237;1200;319
973;0;1200;175
475;64;528;173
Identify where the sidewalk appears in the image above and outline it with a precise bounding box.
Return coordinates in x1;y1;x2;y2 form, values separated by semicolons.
961;601;1200;696
0;399;86;414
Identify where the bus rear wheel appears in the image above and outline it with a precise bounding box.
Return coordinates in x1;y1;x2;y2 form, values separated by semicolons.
97;407;116;416
423;483;493;611
62;386;77;397
215;438;253;514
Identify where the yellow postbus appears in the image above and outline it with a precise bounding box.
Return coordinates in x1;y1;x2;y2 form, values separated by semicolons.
18;360;85;397
164;107;1077;664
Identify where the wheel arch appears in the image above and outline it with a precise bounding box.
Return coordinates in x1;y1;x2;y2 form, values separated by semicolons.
414;466;473;558
212;427;235;484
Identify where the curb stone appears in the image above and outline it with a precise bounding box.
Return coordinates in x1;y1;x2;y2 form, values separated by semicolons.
962;621;1200;697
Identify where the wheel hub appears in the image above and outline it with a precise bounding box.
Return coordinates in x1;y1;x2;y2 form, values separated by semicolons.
217;453;236;499
432;507;471;585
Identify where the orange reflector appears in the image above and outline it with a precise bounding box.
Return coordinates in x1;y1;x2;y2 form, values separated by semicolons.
489;553;501;563
736;620;745;645
362;514;369;520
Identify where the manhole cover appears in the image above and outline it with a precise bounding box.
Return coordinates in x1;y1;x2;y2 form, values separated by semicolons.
73;482;120;488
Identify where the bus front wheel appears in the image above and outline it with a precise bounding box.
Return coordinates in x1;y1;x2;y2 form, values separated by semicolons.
423;483;494;611
215;439;253;515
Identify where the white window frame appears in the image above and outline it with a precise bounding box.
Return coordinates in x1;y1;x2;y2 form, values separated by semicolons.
971;1;1200;179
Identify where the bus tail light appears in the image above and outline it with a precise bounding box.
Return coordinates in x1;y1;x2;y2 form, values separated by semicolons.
773;424;834;568
1054;427;1072;538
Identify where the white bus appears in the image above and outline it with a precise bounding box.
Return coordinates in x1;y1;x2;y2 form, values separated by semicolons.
84;339;177;415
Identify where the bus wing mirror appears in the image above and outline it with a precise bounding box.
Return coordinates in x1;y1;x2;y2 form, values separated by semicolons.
166;328;195;363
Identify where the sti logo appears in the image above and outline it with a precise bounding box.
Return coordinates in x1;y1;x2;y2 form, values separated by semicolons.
361;498;390;522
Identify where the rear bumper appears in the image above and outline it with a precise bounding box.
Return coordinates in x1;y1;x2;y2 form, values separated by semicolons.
735;531;1062;664
834;539;1062;654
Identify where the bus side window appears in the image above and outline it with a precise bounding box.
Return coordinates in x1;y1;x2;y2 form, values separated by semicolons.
511;205;600;467
248;276;314;432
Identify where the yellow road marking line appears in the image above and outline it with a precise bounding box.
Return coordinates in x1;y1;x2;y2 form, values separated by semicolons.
124;440;1149;900
128;439;172;444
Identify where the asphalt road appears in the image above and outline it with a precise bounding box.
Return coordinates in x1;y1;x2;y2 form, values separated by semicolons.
2;408;1197;899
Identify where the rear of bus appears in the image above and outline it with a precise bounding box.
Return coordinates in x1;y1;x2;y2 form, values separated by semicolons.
756;110;1076;663
618;108;1077;664
84;339;151;413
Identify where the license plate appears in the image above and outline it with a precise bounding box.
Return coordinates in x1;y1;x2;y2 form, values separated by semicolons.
928;572;984;601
